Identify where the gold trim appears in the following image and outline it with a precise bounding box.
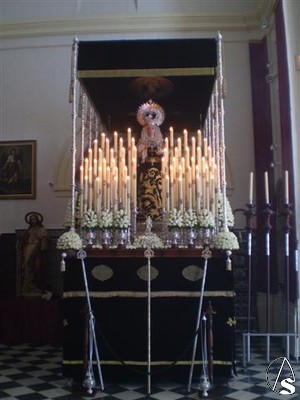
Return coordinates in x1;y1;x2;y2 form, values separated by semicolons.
63;290;235;299
63;359;232;366
77;67;215;79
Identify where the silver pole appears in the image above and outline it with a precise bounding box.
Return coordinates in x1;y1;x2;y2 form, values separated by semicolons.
70;37;79;231
199;315;211;397
77;250;104;394
187;247;211;392
145;247;154;395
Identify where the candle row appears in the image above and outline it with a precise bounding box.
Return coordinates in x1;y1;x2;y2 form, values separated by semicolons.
248;170;290;205
161;128;218;215
79;129;137;218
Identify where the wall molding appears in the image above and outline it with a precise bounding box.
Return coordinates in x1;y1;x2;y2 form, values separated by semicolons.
1;13;265;40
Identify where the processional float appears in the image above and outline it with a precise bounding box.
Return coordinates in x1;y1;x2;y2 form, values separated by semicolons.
58;32;240;397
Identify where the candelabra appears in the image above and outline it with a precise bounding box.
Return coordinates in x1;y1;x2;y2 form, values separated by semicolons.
261;203;274;341
245;203;256;333
282;201;292;356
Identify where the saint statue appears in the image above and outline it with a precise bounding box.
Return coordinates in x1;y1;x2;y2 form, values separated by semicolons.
136;100;164;163
20;211;48;296
136;100;165;221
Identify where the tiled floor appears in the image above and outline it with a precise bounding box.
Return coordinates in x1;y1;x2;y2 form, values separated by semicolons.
0;335;300;399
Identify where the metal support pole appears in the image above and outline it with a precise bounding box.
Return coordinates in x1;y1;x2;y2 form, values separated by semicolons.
187;246;211;392
145;247;154;396
262;203;273;363
77;250;104;394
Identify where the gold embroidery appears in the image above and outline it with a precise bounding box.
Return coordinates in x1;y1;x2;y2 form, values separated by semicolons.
63;290;236;299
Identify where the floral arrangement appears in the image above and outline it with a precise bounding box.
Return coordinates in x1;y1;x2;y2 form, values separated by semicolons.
210;230;239;250
217;192;234;228
57;228;82;250
131;234;164;249
81;209;98;229
98;209;114;229
183;209;198;228
167;208;184;228
197;209;215;229
113;209;131;229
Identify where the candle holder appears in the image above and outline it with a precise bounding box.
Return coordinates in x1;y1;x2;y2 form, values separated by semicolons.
244;203;256;333
282;202;293;334
261;203;274;337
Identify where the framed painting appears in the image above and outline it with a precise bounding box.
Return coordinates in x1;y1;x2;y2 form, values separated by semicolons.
0;140;36;199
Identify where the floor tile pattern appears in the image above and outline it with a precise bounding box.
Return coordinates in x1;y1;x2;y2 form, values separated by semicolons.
0;336;300;399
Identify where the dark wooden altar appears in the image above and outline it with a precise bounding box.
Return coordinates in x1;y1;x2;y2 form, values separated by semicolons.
62;248;235;384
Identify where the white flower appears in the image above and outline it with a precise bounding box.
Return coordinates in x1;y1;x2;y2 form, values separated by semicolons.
113;209;131;229
57;228;82;250
183;209;198;228
82;209;98;229
99;209;114;228
217;193;235;228
197;209;215;229
167;208;184;228
211;231;239;250
132;234;164;249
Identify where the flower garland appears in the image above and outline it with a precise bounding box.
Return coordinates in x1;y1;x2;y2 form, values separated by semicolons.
98;209;114;229
82;209;98;229
57;228;82;250
113;209;131;229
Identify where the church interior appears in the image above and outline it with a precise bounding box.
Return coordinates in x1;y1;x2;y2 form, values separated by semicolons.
1;1;300;399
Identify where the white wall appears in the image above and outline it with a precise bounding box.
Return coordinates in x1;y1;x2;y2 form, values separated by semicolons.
0;2;257;233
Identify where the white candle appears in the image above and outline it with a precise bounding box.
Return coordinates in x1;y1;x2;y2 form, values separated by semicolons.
249;171;253;205
93;158;98;178
88;148;92;170
191;136;196;161
84;175;88;213
196;171;201;213
169;127;174;148
166;174;170;212
127;128;131;148
264;171;269;204
113;175;118;213
177;138;182;159
98;148;102;174
187;166;192;210
178;177;183;210
93;139;98;161
197;129;202;148
95;177;100;213
183;129;188;151
113;131;118;157
132;157;137;209
105;138;110;162
80;165;84;191
101;132;105;150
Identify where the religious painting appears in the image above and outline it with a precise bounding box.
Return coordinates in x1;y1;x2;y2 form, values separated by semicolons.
0;140;36;199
